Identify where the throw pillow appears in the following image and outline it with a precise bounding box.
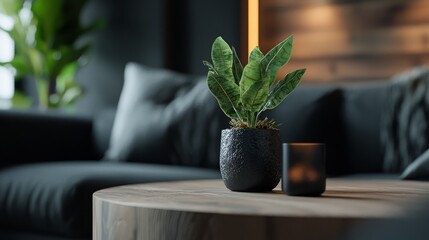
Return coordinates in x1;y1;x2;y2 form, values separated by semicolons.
401;148;429;180
381;67;429;172
105;63;228;168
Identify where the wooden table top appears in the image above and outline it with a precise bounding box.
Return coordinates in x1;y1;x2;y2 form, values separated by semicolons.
93;178;429;219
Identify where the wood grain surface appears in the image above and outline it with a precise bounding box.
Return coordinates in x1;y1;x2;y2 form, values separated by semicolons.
258;0;429;82
93;179;429;240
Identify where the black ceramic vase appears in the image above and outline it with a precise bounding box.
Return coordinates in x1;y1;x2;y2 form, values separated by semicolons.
220;128;281;192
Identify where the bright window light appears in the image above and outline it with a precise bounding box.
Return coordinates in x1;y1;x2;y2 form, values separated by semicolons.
0;13;15;62
0;13;15;104
0;30;14;62
0;66;14;99
0;14;14;30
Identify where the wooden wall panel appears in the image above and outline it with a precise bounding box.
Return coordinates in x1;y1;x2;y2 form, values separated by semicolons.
265;25;429;59
282;55;429;82
263;0;429;32
259;0;429;82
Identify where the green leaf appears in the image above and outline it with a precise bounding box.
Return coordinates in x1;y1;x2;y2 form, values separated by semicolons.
242;79;269;112
207;71;241;119
57;67;83;106
265;68;306;110
260;35;294;87
32;0;65;46
0;0;24;15
26;48;44;77
50;44;90;78
61;85;83;106
56;62;78;93
7;55;29;78
231;46;243;85
11;91;31;108
239;47;264;97
211;37;234;82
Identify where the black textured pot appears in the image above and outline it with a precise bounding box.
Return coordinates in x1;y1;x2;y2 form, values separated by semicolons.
220;128;281;192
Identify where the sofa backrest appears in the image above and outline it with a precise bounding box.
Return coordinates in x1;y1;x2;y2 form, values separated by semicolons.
91;67;391;175
266;85;345;175
340;81;388;174
92;108;116;157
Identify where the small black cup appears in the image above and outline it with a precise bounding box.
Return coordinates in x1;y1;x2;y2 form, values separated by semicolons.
282;143;326;196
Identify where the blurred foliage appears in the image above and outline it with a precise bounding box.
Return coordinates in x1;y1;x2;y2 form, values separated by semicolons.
0;0;102;109
11;91;31;108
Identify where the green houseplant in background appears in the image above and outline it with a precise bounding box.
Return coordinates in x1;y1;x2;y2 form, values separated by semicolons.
203;35;306;192
0;0;101;109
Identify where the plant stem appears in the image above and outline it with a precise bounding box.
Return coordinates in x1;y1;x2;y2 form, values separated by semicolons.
255;111;262;125
36;78;48;109
248;112;258;128
233;107;244;122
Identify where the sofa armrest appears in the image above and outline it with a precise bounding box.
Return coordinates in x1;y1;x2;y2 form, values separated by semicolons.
0;109;99;168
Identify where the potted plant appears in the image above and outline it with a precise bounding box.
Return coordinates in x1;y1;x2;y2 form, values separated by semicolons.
203;35;306;192
0;0;101;109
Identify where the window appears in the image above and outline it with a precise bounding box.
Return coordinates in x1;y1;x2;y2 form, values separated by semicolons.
0;13;14;106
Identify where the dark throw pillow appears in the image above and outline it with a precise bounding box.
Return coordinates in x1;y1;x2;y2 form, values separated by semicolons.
401;148;429;180
381;67;429;173
105;63;228;169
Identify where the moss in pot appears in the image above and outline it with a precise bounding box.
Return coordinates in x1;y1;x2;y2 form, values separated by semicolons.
203;35;306;192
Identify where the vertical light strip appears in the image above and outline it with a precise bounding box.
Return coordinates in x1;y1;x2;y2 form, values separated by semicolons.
248;0;259;55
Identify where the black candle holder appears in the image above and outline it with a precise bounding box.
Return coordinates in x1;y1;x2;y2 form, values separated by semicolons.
282;143;326;196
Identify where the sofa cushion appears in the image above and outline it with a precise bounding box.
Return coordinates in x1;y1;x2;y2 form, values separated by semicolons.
0;110;97;168
105;63;228;168
0;161;220;237
266;84;345;175
341;81;388;174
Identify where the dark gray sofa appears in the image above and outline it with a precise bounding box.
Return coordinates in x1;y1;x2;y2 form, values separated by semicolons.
1;64;424;240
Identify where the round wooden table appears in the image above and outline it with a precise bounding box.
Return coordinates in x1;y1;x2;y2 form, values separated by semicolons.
93;179;429;240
